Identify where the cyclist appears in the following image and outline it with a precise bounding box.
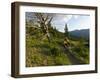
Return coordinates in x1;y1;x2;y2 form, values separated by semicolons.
64;37;70;49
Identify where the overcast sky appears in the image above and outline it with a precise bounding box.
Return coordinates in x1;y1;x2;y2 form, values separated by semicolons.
26;12;90;32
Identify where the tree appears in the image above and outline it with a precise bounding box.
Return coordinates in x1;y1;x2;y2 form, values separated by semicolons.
34;13;53;42
64;24;69;37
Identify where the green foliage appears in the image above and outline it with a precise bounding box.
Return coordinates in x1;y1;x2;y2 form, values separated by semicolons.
50;46;61;56
71;39;89;64
26;21;89;67
55;53;71;65
64;24;69;37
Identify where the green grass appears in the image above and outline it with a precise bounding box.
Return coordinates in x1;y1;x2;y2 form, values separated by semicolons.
26;35;72;67
70;40;89;64
26;27;89;67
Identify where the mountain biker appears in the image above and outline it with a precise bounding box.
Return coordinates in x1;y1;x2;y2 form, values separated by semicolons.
64;37;70;49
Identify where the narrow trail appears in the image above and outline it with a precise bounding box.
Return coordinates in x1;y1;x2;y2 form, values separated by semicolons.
63;46;86;65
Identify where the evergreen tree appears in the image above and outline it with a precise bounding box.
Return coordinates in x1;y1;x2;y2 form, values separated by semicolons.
64;24;69;37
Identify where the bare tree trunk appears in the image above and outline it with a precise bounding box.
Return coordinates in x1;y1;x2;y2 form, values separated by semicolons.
34;13;53;42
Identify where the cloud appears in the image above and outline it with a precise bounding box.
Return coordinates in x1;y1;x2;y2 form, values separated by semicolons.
51;14;73;32
74;15;79;19
63;15;73;23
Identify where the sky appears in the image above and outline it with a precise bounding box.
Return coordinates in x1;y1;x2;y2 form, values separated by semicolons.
26;12;90;32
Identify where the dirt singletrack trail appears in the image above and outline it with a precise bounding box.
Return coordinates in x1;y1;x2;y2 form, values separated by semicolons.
63;46;86;65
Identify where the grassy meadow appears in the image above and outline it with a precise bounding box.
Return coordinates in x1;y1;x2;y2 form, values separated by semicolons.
26;23;89;67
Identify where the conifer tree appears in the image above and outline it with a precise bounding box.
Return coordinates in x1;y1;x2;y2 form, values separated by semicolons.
64;23;69;37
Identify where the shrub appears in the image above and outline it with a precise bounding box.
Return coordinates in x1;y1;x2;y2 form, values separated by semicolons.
50;45;61;56
55;53;71;65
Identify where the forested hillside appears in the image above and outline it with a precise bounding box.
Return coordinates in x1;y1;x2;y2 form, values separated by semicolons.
26;13;89;67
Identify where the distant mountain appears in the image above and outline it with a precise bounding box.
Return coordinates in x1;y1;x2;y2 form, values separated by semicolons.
69;29;89;40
